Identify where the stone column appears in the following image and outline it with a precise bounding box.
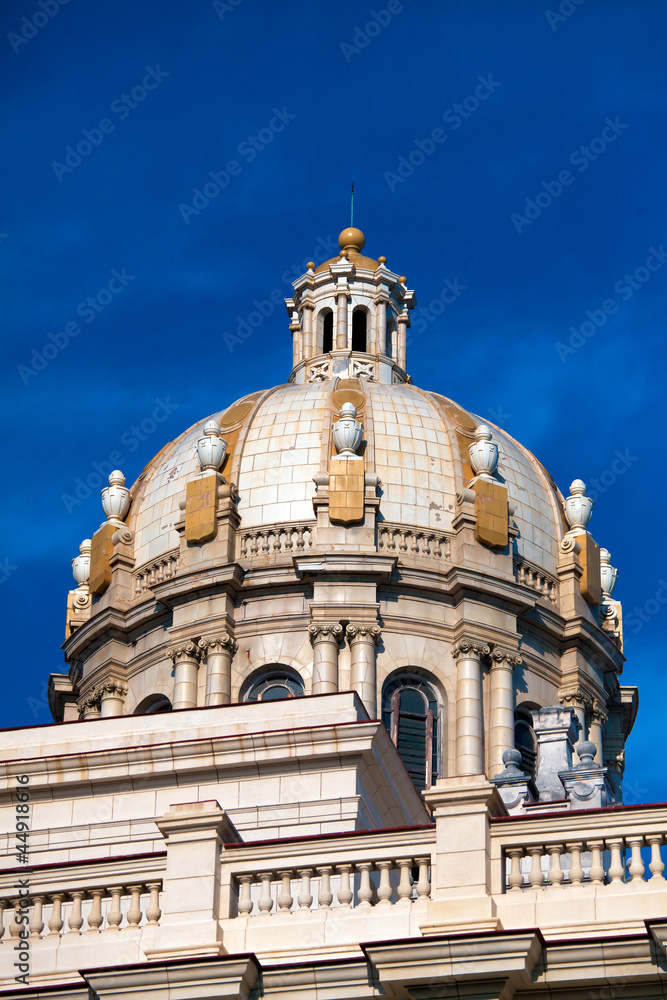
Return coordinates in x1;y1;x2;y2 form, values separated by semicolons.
371;295;385;355
346;624;381;717
99;679;128;718
301;303;315;359
452;638;490;776
589;701;607;766
558;685;592;750
397;309;409;370
167;640;202;710
336;289;349;350
80;688;101;720
199;633;237;706
309;624;343;694
488;649;521;776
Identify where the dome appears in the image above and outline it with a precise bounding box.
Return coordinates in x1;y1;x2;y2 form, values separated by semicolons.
56;224;630;807
128;382;565;580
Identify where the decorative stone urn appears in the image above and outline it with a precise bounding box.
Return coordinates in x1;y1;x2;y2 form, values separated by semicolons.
564;479;593;534
468;424;498;481
71;539;91;587
600;548;618;598
101;470;131;525
332;402;363;457
196;420;227;472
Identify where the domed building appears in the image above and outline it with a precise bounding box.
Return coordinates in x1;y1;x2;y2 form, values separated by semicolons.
2;227;665;1000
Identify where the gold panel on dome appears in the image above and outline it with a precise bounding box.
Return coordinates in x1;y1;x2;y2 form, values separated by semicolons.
89;522;115;594
333;378;365;414
329;456;364;525
472;479;509;549
578;532;602;606
184;474;218;543
220;399;253;427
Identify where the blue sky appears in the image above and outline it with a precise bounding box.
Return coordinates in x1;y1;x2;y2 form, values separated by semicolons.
1;0;666;801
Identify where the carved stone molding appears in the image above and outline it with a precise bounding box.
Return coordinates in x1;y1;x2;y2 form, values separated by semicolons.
80;688;101;711
559;685;594;713
490;648;522;668
100;679;128;699
346;624;381;644
308;623;343;644
166;640;202;664
592;700;609;725
198;633;238;657
451;637;491;660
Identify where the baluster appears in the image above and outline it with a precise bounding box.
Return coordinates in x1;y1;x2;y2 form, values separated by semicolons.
106;888;123;931
627;837;645;883
547;845;564;888
237;875;254;915
249;532;258;556
135;575;142;596
258;873;273;914
337;864;353;908
378;529;386;552
297;869;313;910
396;859;413;903
410;532;420;555
607;839;626;884
357;863;373;907
145;883;162;925
414;857;431;899
67;891;84;934
567;843;585;885
284;528;294;551
398;530;408;553
260;531;270;554
86;890;104;932
317;866;333;909
387;529;396;551
376;861;394;906
507;848;524;891
240;534;248;557
296;527;305;550
0;903;5;942
528;847;545;888
423;534;432;556
30;895;44;938
156;561;165;583
277;871;294;913
433;536;443;558
48;894;64;936
9;904;22;939
272;531;281;553
126;885;143;927
588;840;606;884
647;835;665;880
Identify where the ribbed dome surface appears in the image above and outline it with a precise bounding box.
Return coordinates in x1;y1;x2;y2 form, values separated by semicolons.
128;380;565;577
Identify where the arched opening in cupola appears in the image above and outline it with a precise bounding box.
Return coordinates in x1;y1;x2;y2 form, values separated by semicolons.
382;673;443;792
352;308;368;352
242;666;305;703
514;705;539;779
320;309;333;353
385;315;396;358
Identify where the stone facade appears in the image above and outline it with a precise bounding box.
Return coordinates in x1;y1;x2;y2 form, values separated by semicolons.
1;226;659;1000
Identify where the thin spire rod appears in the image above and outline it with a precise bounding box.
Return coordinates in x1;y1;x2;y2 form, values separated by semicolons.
350;182;354;227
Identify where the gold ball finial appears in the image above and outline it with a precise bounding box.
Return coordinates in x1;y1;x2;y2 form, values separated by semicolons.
399;276;407;284
338;227;366;253
307;261;315;270
378;255;387;265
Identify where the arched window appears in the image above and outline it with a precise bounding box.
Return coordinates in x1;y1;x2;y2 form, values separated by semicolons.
514;707;538;779
134;694;172;714
382;674;441;792
385;315;396;358
320;309;333;353
244;668;305;703
352;308;367;352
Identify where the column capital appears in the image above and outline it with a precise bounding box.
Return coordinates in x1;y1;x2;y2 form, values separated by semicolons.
490;647;522;667
99;678;128;700
558;685;594;712
309;623;343;643
166;639;202;663
451;636;491;660
80;687;102;712
198;632;238;656
592;699;608;725
346;623;381;644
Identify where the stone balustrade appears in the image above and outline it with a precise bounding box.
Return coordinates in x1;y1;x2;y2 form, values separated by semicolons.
0;882;162;941
232;856;431;916
133;552;180;595
514;558;558;603
377;523;451;561
238;521;315;559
